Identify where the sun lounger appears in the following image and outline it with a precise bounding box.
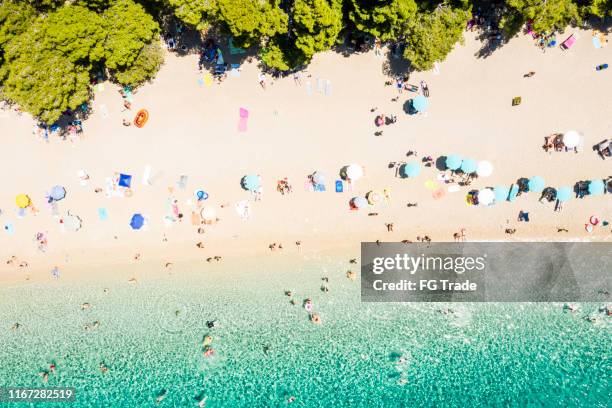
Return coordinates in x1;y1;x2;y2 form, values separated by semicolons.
561;34;576;50
595;139;611;159
335;180;343;193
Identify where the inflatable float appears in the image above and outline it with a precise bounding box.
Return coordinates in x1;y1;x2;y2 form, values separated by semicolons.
134;109;149;128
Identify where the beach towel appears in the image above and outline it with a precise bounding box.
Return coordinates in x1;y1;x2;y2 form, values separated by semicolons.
316;78;324;93
177;175;188;189
238;107;249;132
142;165;152;185
432;188;446;200
324;80;332;96
561;34;576;50
235;201;251;219
424;180;438;190
335;180;343;193
314;183;326;192
4;222;14;235
203;73;213;87
98;208;108;221
306;81;312;96
99;104;109;119
433;62;440;75
447;185;460;193
197;78;204;86
228;37;246;55
304;181;315;192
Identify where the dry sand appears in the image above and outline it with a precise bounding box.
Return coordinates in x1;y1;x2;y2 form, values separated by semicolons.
0;29;610;283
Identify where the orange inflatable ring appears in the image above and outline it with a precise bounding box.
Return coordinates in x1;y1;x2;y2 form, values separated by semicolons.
134;109;149;128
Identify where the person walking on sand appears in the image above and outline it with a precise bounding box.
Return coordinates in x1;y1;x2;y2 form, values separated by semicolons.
385;223;394;232
524;71;535;78
258;73;266;90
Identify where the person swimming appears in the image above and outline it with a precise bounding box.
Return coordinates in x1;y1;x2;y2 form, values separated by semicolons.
303;299;313;312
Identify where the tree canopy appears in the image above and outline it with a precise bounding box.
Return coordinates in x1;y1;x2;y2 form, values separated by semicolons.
501;0;581;36
349;0;418;41
403;4;470;71
168;0;218;30
293;0;343;59
217;0;288;48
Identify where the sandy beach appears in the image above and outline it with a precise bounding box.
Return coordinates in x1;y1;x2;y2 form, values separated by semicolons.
0;29;610;283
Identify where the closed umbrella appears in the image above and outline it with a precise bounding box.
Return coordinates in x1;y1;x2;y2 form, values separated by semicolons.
478;188;495;206
241;174;261;191
50;185;66;201
493;186;509;202
412;95;428;112
528;176;545;193
460;158;477;174
556;186;572;202
351;196;367;209
563;131;581;148
130;213;145;230
345;164;364;181
476;161;493;177
588;179;605;196
401;161;421;178
16;194;30;208
445;155;462;171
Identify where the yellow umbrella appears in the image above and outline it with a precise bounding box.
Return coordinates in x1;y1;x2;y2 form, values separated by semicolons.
16;194;30;208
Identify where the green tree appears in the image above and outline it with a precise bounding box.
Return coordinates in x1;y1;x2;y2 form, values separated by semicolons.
403;5;470;71
580;0;612;18
1;47;91;123
293;0;343;59
169;0;218;30
0;0;36;69
348;0;417;41
103;0;160;70
112;41;164;86
217;0;288;48
25;0;64;11
260;35;306;71
41;5;107;65
501;0;580;37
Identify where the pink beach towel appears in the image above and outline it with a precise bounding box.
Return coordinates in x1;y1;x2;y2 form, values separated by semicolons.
561;34;576;50
238;108;249;132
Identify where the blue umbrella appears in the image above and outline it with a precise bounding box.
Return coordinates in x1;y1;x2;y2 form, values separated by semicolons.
445;155;462;171
118;174;132;188
401;161;421;178
412;95;428;112
493;186;509;202
196;190;209;201
130;213;145;230
508;184;519;202
460;158;477;174
556;186;572;202
588;179;605;196
50;185;66;201
241;174;261;191
528;176;545;193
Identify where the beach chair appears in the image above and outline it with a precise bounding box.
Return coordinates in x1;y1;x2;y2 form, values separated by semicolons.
512;97;521;106
595;139;611;159
560;34;576;50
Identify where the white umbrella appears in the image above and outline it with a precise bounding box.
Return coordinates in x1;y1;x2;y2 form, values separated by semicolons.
478;188;495;206
476;161;494;177
200;206;217;222
63;213;82;231
563;130;581;148
345;164;363;181
311;171;326;185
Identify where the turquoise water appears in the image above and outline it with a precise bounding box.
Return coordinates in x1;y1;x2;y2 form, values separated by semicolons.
0;255;609;407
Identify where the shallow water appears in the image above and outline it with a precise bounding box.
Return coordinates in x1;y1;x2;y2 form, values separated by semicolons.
0;255;609;407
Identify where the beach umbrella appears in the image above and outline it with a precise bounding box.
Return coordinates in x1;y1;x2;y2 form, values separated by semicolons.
493;186;509;202
476;161;494;177
118;174;132;188
460;158;477;174
508;184;519;202
241;174;261;191
445;155;462;171
63;214;82;232
588;179;605;196
557;186;572;202
50;185;66;201
366;191;382;205
563;130;581;148
401;161;421;178
345;164;364;181
478;188;495;206
130;213;145;230
312;171;326;185
195;190;209;201
15;194;30;208
200;206;217;222
528;176;545;193
351;196;368;209
412;95;428;112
